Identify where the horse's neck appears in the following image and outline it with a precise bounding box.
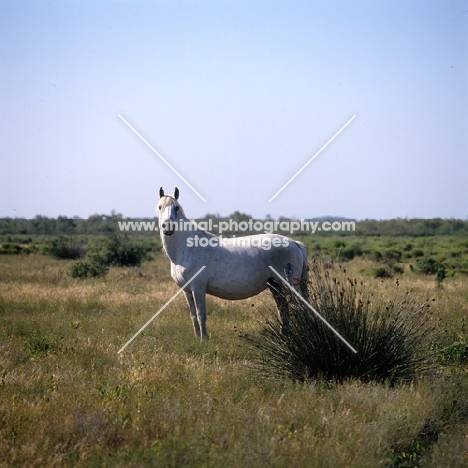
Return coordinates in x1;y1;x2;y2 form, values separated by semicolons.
161;216;192;264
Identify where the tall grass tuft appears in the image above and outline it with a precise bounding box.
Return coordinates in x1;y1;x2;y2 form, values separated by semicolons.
245;263;437;385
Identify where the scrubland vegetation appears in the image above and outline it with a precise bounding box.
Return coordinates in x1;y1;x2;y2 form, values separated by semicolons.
0;217;467;467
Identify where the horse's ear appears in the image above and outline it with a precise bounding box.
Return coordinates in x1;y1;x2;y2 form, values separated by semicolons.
159;187;165;198
174;187;179;200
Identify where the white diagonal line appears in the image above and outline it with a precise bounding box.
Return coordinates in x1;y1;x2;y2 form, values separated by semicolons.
268;115;356;202
118;114;207;202
117;266;206;354
268;266;357;354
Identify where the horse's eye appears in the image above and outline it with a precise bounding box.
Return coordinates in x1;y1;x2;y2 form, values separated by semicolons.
158;205;161;210
175;205;180;212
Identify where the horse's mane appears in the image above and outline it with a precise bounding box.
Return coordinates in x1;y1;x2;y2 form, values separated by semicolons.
159;196;187;218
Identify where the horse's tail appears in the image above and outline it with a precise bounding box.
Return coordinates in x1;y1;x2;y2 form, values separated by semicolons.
294;240;310;302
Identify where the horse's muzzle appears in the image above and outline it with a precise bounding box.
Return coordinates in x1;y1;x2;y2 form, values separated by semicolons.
161;222;174;236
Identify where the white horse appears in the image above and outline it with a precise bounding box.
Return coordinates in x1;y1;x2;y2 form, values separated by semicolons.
158;187;309;340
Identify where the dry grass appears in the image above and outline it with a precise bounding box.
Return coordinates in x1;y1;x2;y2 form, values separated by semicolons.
0;253;467;467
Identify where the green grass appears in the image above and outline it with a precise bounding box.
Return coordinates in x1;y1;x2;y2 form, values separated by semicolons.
0;253;467;467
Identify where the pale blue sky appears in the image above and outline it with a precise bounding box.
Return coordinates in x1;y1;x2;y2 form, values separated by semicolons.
1;0;467;220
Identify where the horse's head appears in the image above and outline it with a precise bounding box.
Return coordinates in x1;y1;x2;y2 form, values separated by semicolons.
158;187;183;236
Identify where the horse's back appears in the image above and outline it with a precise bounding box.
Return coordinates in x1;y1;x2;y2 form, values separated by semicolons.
203;234;307;300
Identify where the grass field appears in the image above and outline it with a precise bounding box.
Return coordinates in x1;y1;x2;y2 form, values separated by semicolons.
1;249;467;467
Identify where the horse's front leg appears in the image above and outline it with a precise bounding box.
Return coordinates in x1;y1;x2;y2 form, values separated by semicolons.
183;291;200;338
191;287;209;341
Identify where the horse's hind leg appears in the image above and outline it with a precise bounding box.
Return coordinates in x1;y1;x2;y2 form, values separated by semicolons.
293;241;310;302
183;291;201;338
267;278;290;336
299;263;310;302
286;259;310;303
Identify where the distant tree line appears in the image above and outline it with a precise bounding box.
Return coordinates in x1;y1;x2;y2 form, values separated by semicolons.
339;217;468;237
0;214;467;237
0;214;123;236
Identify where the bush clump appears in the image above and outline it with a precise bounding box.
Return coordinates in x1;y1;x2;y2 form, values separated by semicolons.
416;257;440;275
0;243;24;255
383;248;402;265
68;234;149;278
68;253;109;279
44;236;85;260
245;263;437;385
373;265;394;278
99;234;149;267
340;243;363;261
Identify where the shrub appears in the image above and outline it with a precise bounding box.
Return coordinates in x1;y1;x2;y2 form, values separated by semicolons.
436;264;446;286
68;261;91;278
383;248;402;265
99;234;149;267
43;236;85;260
411;249;424;258
369;250;383;262
0;243;23;255
68;234;148;278
373;265;393;278
68;253;109;278
416;257;441;275
340;244;363;261
244;263;437;385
